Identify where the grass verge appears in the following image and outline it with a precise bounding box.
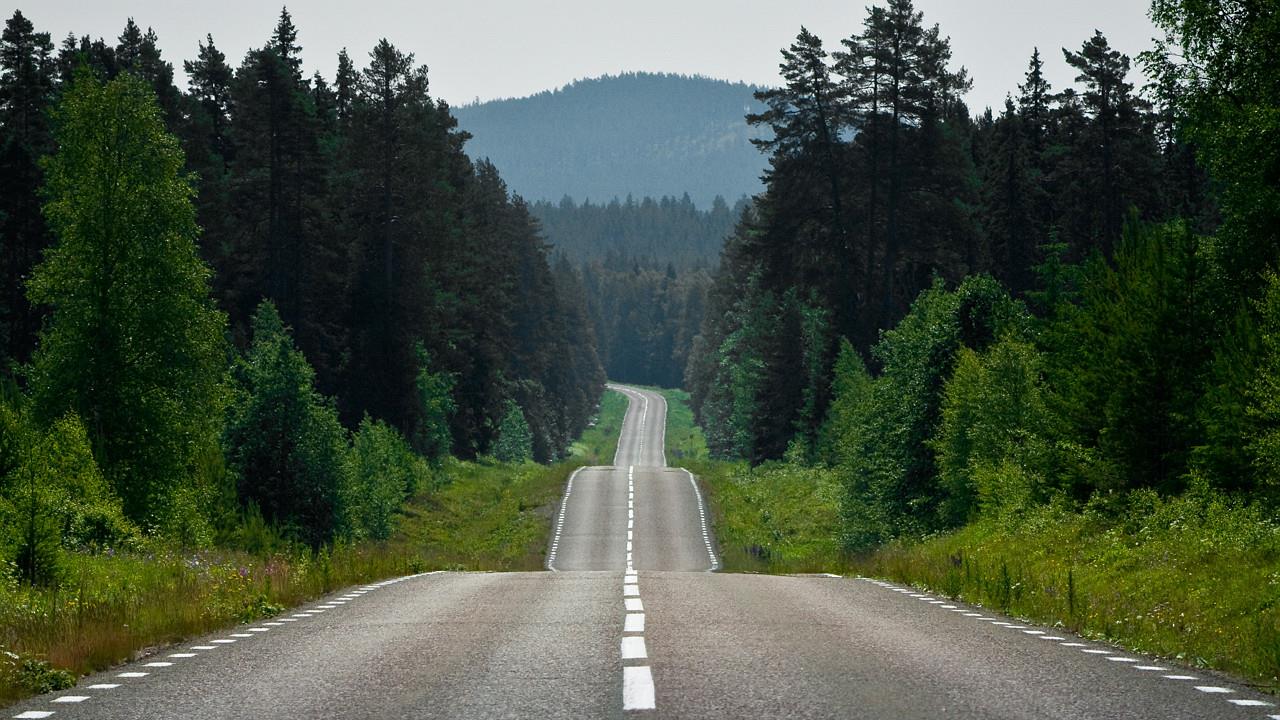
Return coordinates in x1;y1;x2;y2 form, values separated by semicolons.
569;388;628;465
0;388;629;706
662;387;1280;689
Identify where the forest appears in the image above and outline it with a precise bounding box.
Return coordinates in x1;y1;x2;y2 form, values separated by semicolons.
0;7;605;577
685;0;1279;554
530;194;735;388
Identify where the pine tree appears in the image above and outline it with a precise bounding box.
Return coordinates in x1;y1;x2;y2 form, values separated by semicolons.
1059;32;1160;256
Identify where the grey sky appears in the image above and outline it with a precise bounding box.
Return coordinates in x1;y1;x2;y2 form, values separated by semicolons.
16;1;1158;113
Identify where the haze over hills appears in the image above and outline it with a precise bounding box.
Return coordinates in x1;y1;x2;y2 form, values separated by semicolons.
453;72;770;208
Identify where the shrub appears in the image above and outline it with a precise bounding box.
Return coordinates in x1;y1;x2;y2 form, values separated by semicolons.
0;400;136;585
350;417;430;540
933;338;1055;523
492;400;533;463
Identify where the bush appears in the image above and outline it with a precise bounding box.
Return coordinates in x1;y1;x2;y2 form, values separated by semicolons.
492;400;533;463
0;400;136;585
933;338;1055;523
350;417;430;540
1247;271;1280;494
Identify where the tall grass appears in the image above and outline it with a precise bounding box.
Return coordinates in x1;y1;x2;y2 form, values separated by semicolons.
569;389;628;464
0;389;630;707
650;387;708;461
0;542;414;705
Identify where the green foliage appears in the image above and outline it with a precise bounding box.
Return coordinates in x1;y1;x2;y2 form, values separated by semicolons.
579;260;713;389
689;459;843;574
818;339;873;467
1045;220;1216;494
410;343;454;462
839;276;1027;549
1;652;74;696
27;70;228;529
1145;0;1280;301
653;387;708;461
491;400;533;463
350;417;430;541
932;339;1057;523
1;394;136;585
566;389;628;464
224;302;351;547
1246;271;1280;492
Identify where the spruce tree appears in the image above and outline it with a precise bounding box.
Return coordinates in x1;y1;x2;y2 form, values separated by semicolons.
0;10;55;368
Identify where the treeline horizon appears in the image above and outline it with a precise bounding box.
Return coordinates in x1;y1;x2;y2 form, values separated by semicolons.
0;8;604;568
686;0;1278;546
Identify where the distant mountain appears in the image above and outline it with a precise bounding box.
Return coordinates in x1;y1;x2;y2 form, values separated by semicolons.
453;73;770;208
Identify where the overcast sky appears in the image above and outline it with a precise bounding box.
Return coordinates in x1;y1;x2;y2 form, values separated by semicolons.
16;1;1158;113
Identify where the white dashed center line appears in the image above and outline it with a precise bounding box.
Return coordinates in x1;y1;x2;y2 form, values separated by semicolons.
621;635;648;660
623;666;657;711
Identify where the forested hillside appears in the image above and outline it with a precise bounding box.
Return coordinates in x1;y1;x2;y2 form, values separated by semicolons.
0;8;604;564
686;0;1277;554
530;194;744;269
454;73;769;208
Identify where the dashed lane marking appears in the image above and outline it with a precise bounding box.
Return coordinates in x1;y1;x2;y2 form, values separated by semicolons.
626;598;644;612
50;696;88;703
623;666;657;711
621;636;648;660
624;613;645;633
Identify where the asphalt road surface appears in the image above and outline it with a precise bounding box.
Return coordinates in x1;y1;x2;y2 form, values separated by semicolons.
9;385;1276;719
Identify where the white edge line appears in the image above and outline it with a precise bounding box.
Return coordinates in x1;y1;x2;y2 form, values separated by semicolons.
547;466;585;572
682;468;719;572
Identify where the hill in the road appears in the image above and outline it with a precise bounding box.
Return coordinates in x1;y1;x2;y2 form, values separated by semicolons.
453;73;769;208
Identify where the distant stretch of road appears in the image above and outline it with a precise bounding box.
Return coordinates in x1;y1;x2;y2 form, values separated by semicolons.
8;384;1273;719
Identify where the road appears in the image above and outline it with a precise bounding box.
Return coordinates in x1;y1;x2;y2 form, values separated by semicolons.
8;384;1275;719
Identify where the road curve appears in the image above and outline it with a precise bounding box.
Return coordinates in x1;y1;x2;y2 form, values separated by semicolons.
7;384;1275;719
